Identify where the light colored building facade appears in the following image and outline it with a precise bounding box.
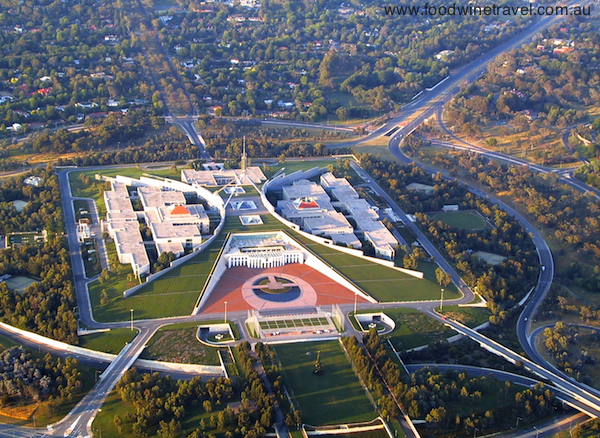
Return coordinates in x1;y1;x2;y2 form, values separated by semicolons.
320;173;397;260
277;180;361;248
104;181;150;278
181;166;266;186
103;176;212;277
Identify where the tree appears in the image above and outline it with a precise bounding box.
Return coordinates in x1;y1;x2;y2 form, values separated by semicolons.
403;253;418;270
435;267;452;287
313;351;323;375
100;289;110;306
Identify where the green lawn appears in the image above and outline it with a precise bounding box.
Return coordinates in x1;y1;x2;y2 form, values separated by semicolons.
358;308;455;351
294;237;460;302
438;305;491;328
90;210;460;322
78;328;138;354
274;340;377;426
432;211;486;230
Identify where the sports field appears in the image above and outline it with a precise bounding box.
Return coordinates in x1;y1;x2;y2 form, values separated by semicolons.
274;340;377;425
474;250;507;266
433;211;486;230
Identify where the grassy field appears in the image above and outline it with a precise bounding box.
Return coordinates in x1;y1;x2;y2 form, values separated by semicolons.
295;236;460;302
438;305;491;328
358;308;455;351
346;137;404;163
274;340;377;426
432;211;486;230
140;326;222;365
263;158;345;178
78;328;138;354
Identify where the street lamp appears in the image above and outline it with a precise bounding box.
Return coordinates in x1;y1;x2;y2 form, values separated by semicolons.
354;292;357;315
224;301;228;324
474;428;480;438
516;416;522;428
534;426;540;438
440;288;445;311
130;309;134;331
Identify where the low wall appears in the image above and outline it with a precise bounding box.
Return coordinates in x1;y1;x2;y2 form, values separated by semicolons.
192;241;229;313
77;328;110;336
0;321;116;362
306;425;384;435
196;323;236;346
405;321;491;353
0;321;225;376
354;313;396;332
134;359;223;376
263;167;325;191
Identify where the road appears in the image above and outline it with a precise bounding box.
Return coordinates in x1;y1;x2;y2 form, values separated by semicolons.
333;0;588;151
350;161;475;304
433;108;600;198
165;116;212;160
4;4;598;437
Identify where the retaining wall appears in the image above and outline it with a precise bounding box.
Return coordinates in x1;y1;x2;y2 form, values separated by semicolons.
134;359;223;376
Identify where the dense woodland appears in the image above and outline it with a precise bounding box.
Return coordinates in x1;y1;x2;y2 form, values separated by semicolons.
575;161;600;190
447;17;600;164
358;155;539;323
542;322;599;378
345;331;559;437
404;145;600;294
113;342;278;438
0;167;77;343
0;347;83;415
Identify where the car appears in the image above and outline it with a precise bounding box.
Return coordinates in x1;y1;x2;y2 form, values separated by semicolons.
524;318;528;322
